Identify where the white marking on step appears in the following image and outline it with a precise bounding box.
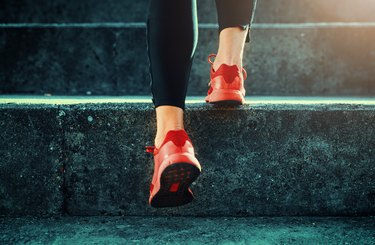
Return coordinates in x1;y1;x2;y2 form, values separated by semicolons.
0;95;374;106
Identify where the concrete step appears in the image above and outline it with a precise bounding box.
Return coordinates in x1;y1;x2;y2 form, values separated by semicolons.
0;96;374;217
0;216;374;244
1;0;375;23
1;26;374;96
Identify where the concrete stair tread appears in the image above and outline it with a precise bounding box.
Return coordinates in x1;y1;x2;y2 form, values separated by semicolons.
0;216;374;244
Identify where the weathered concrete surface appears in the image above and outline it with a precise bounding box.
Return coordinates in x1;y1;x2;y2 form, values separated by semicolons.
0;216;374;244
193;27;375;97
0;28;146;96
254;0;375;23
60;100;375;216
1;0;375;23
0;105;63;216
1;97;374;216
1;27;374;96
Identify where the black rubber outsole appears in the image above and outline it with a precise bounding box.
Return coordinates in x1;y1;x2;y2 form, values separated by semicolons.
207;100;244;106
150;162;201;208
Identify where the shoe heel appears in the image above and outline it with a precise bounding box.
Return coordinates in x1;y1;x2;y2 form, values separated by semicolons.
150;162;201;208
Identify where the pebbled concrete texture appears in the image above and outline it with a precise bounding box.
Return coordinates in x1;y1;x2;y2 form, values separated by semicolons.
1;97;374;216
193;27;375;97
60;103;155;216
1;0;375;23
0;216;374;244
1;27;374;96
0;105;63;216
62;102;375;216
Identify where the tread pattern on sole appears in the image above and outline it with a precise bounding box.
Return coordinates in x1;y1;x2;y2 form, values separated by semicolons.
150;162;201;208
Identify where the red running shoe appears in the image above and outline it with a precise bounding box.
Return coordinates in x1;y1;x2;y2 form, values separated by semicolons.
205;53;247;105
145;129;202;208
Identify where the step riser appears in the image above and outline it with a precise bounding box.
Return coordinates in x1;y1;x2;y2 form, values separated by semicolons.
1;102;374;216
1;27;374;96
0;105;63;216
1;0;375;23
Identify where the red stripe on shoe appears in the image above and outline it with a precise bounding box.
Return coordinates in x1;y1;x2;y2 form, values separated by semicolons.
169;183;180;192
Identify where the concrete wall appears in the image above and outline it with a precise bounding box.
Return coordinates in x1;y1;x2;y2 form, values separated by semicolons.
1;27;374;96
1;101;374;216
1;0;374;96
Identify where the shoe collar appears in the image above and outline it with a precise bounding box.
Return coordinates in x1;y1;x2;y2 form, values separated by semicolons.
207;53;247;81
145;129;192;155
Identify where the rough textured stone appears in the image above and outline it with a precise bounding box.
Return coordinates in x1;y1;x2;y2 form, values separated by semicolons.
0;216;374;244
1;98;374;216
60;103;156;216
0;104;63;216
0;27;146;96
58;100;375;216
1;27;374;96
194;27;375;96
1;0;375;23
253;0;375;23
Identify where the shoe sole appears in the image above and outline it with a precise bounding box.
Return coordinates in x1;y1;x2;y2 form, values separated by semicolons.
209;100;244;106
150;162;201;208
206;89;245;105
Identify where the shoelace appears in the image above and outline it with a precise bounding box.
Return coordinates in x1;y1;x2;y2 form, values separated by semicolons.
145;145;155;154
207;53;248;85
207;53;217;66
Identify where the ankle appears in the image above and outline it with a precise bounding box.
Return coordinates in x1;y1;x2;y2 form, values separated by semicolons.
212;57;242;72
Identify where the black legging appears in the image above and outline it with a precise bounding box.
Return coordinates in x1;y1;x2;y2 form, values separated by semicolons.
146;0;256;110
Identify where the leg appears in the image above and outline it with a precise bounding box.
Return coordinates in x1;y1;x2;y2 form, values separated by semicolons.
213;0;256;72
146;0;198;148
